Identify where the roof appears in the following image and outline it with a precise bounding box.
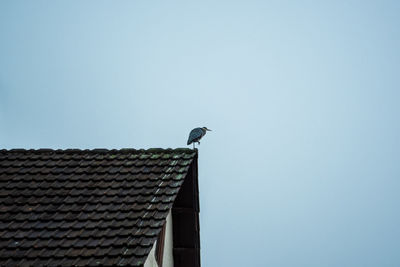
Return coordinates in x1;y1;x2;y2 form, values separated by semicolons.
0;148;197;266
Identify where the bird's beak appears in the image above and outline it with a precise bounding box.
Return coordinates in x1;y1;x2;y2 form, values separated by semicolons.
207;128;212;131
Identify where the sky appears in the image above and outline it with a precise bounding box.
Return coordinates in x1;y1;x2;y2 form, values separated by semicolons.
1;1;400;266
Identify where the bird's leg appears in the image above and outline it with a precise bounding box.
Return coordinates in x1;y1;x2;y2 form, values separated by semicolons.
193;143;195;149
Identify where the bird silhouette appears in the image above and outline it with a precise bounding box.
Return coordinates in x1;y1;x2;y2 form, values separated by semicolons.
187;127;212;149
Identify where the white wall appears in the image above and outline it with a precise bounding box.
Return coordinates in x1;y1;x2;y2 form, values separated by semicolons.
162;210;174;267
144;210;174;267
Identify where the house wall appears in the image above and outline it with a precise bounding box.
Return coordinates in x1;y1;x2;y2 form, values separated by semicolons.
144;210;174;267
162;210;174;267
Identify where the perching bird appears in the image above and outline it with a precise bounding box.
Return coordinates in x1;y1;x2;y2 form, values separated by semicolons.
187;127;212;149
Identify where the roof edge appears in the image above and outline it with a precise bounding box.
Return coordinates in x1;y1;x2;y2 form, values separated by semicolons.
0;148;197;154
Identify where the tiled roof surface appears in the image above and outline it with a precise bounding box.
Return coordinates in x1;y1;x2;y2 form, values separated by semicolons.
0;148;196;266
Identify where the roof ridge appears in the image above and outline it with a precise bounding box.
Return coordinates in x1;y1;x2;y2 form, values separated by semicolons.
0;148;196;154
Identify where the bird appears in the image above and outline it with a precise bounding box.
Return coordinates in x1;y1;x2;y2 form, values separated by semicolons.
187;127;212;149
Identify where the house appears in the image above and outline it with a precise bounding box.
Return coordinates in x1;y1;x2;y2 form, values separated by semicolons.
0;148;200;267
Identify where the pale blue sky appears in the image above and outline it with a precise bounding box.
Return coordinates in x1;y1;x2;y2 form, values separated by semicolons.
1;1;400;266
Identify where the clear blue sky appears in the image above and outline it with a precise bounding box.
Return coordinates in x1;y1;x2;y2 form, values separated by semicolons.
1;1;400;266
